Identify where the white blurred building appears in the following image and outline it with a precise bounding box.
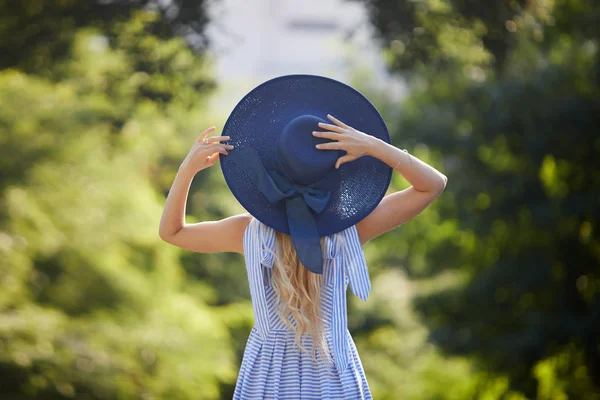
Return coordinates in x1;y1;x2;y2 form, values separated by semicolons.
204;0;406;116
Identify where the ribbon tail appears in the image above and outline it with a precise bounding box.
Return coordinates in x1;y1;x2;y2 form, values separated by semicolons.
285;196;324;275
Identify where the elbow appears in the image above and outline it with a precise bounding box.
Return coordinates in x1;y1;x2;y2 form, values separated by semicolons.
159;225;183;243
159;230;170;243
158;228;175;243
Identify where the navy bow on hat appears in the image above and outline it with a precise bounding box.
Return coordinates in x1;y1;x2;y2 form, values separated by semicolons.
233;145;334;274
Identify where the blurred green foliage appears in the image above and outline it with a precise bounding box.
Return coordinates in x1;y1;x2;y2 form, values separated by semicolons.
350;0;600;398
0;0;214;73
0;6;253;399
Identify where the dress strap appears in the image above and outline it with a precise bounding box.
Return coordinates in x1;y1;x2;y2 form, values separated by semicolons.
244;217;276;340
260;225;276;268
330;224;371;375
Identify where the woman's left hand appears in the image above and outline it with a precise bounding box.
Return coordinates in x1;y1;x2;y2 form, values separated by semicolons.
312;114;377;169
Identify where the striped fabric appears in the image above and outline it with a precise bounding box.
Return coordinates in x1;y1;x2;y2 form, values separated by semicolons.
233;217;373;400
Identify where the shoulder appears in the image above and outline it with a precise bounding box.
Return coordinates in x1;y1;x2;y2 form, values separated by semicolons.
226;213;254;255
237;213;254;236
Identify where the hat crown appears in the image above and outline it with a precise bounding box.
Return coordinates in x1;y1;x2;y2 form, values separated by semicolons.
277;114;340;186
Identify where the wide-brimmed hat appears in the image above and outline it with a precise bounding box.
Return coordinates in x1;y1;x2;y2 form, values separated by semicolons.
220;74;392;274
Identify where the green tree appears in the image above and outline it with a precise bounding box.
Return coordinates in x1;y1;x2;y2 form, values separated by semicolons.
350;0;600;398
0;0;213;74
0;10;253;398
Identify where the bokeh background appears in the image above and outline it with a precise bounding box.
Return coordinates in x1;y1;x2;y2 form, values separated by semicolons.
1;0;598;399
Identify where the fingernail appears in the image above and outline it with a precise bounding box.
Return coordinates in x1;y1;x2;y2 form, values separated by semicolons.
315;144;320;148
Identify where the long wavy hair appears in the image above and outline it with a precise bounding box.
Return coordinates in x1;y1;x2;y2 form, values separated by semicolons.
261;226;335;367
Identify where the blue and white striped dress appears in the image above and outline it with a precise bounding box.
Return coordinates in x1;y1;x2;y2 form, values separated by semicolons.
233;217;373;400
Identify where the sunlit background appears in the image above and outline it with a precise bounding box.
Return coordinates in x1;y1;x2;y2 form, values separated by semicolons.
204;0;406;118
1;0;598;399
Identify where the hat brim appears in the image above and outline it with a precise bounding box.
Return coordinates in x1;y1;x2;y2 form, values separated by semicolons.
220;74;392;237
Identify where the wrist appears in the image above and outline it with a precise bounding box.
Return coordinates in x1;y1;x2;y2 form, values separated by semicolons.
177;161;198;179
363;135;386;157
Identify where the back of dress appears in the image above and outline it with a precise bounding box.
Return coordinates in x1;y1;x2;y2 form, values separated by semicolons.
233;217;373;400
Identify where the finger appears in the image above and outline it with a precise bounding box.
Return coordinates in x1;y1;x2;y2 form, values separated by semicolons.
327;114;350;129
200;143;233;152
217;145;230;155
335;154;353;169
198;126;217;142
198;146;228;157
315;142;343;150
317;122;344;133
312;130;343;140
208;147;229;156
205;135;231;143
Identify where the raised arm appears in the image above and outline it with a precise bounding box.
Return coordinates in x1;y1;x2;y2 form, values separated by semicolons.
313;114;447;245
158;126;251;254
354;138;447;244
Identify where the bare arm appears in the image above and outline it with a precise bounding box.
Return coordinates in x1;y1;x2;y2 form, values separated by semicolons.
355;138;447;244
158;126;251;254
313;114;447;245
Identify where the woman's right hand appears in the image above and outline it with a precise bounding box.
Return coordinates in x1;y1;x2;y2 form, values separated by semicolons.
180;126;234;174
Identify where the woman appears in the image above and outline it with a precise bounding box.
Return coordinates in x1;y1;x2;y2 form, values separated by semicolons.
159;76;447;399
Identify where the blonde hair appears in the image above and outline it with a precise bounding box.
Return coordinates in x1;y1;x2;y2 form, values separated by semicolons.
262;228;335;368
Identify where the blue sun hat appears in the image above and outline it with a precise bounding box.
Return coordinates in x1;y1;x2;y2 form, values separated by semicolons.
220;74;392;274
